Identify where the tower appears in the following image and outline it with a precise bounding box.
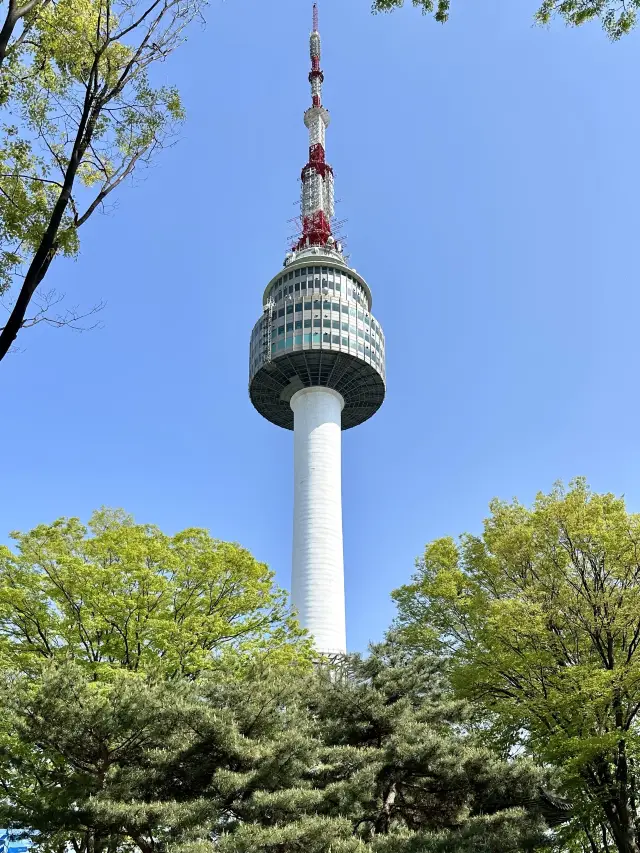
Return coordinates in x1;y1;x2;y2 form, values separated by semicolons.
248;5;386;655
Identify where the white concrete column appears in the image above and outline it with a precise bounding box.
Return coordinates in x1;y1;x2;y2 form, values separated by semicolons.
290;387;346;655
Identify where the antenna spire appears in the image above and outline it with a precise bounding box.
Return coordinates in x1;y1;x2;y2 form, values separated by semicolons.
296;4;337;252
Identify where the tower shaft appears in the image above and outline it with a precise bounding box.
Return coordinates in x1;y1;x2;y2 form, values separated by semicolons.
291;387;346;654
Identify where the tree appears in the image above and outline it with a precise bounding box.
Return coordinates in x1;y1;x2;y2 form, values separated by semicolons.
0;0;203;361
0;508;308;677
371;0;639;39
36;643;557;853
392;479;640;853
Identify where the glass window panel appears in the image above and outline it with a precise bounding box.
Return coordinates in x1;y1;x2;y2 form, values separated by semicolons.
295;320;302;330
313;319;321;327
332;320;339;329
323;319;331;328
295;302;302;312
294;334;302;345
286;322;293;332
332;335;340;344
304;319;312;328
304;301;312;310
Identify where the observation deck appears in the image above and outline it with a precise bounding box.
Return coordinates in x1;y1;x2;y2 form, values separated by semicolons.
249;250;386;431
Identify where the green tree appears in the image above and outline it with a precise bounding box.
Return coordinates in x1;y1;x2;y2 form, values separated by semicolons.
0;508;308;677
392;479;640;853
60;644;557;853
372;0;638;39
0;0;203;361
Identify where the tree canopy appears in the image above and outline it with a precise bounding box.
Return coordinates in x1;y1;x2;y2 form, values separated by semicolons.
0;643;559;853
0;508;308;677
0;0;203;361
392;479;640;853
372;0;639;39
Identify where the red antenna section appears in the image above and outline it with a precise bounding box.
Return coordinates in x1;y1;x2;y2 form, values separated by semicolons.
295;4;338;253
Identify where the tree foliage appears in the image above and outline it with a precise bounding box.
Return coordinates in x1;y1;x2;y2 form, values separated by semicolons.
0;508;307;677
392;479;640;853
0;644;557;853
371;0;639;39
0;0;203;361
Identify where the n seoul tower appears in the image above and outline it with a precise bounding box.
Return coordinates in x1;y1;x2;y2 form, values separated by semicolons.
248;4;385;655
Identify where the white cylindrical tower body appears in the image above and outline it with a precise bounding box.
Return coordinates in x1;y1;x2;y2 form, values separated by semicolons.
290;387;346;654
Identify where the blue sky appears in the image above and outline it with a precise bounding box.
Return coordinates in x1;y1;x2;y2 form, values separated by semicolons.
1;0;638;652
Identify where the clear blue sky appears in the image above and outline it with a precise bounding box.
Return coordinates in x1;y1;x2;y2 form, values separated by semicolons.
1;0;638;652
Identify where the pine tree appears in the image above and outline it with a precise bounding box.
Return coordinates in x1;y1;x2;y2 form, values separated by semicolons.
0;645;564;853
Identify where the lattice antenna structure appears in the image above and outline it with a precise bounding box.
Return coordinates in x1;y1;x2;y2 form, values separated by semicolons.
295;3;338;253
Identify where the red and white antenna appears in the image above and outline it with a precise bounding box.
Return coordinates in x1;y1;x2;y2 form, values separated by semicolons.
295;3;337;252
